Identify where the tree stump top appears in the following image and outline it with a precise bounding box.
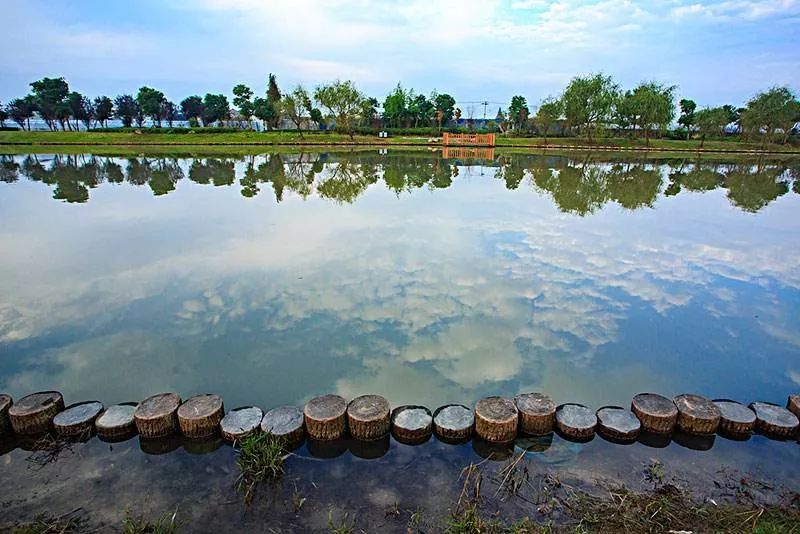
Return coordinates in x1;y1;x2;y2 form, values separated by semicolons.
556;404;596;431
750;402;800;432
135;392;181;421
392;406;432;432
96;404;136;430
53;401;103;427
514;393;555;416
433;404;474;431
475;396;518;424
347;395;390;422
304;394;347;422
261;405;304;435
177;394;223;422
713;400;755;425
674;394;720;420
0;394;11;411
596;407;640;435
220;406;263;439
8;391;63;417
631;393;677;418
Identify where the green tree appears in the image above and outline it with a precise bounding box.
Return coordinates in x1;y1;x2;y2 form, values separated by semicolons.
314;80;367;139
232;84;254;127
694;107;730;147
0;103;7;127
162;100;177;127
253;97;276;130
30;77;70;130
742;86;800;145
383;84;410;127
67;91;93;130
433;92;456;128
136;86;166;127
615;82;675;145
533;97;562;145
508;95;530;131
114;95;139;128
202;93;230;125
361;97;380;126
180;96;204;126
678;99;696;139
7;96;37;130
409;94;434;128
93;96;113;127
267;73;282;129
279;85;313;138
561;73;619;140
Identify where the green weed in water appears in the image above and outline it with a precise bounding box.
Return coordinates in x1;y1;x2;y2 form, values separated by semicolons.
234;432;286;503
121;509;178;534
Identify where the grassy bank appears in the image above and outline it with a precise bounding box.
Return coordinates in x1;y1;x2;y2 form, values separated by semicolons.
1;130;798;154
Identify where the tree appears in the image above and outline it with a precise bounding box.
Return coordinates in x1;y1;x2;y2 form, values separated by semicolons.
561;73;619;140
30;77;70;130
253;97;275;130
614;82;675;145
742;86;800;145
162;100;177;127
409;94;434;128
67;91;93;130
136;86;166;127
114;95;139;128
202;93;230;125
279;85;313;138
383;84;410;127
694;107;730;147
180;96;204;126
0;103;7;127
508;95;530;131
309;108;323;129
267;73;282;129
678;99;696;140
94;96;113;127
7;97;36;130
232;84;254;127
534;97;563;145
433;92;456;128
362;97;380;127
314;80;367;139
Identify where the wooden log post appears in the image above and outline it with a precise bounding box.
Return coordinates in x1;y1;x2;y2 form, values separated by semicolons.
261;405;305;444
95;403;138;441
596;406;641;442
474;396;518;443
304;394;347;440
347;395;390;441
134;392;182;438
177;394;224;439
514;393;556;436
53;401;104;439
631;393;678;434
0;394;11;435
712;400;756;436
8;391;65;435
555;403;597;441
433;404;474;442
749;402;800;438
391;405;432;444
220;406;263;443
673;394;721;436
787;395;800;419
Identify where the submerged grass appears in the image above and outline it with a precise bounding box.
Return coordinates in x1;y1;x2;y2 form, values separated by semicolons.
234;432;287;503
10;509;86;534
121;509;178;534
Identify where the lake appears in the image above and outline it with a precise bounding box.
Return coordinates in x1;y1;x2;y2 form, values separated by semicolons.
0;150;799;413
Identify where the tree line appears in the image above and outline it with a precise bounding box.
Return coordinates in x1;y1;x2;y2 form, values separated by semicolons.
1;73;798;145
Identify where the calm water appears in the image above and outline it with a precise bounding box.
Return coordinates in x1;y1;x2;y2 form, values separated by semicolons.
1;150;799;413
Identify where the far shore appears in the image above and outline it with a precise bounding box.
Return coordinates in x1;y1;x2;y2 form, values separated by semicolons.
1;130;799;156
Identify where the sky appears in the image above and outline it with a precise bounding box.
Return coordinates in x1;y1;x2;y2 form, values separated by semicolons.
0;0;798;111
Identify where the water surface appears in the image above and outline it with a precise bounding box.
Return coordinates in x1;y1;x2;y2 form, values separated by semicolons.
1;150;799;412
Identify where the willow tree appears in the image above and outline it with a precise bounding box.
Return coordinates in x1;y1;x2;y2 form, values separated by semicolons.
561;73;618;141
314;80;367;139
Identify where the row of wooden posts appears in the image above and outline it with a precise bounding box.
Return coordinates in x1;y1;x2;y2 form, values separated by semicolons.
1;391;799;451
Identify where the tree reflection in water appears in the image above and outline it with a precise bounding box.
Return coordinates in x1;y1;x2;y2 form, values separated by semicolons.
2;151;797;213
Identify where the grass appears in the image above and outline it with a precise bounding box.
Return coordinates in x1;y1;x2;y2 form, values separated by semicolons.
121;510;178;534
0;130;797;154
10;509;86;534
234;432;287;503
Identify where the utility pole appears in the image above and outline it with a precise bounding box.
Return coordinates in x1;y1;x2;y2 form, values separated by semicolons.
481;101;489;119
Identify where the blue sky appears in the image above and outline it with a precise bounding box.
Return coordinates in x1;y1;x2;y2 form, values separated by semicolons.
1;0;798;110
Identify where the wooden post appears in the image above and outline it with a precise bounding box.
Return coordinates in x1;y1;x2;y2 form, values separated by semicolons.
555;403;597;441
8;391;65;435
261;405;305;444
474;396;518;443
749;402;799;438
673;394;721;436
0;394;11;436
433;404;474;442
347;395;390;440
514;393;556;435
177;394;224;439
596;406;640;442
390;405;432;444
95;403;138;441
53;401;104;439
631;393;678;434
304;394;347;440
134;392;182;438
220;406;263;443
712;399;755;436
